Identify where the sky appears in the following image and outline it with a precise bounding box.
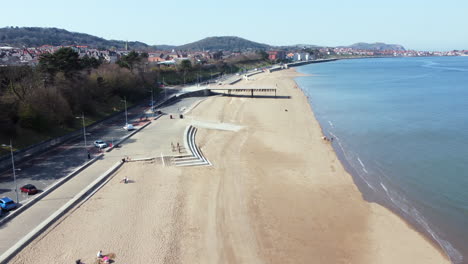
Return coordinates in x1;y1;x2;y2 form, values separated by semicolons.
1;0;467;51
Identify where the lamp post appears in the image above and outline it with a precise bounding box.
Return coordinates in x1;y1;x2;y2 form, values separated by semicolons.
75;113;87;150
163;77;167;100
121;97;128;126
148;88;154;117
2;140;19;203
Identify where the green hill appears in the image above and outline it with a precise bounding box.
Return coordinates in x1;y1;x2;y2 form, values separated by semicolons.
177;36;271;51
341;42;406;51
0;27;150;50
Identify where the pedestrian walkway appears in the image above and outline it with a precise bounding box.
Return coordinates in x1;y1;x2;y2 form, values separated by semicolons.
0;96;204;258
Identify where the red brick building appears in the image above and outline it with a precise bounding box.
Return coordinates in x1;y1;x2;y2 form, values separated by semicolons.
268;50;286;61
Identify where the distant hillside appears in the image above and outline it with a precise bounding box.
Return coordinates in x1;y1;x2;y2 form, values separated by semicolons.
177;36;271;51
0;27;150;50
153;44;177;51
341;42;406;51
0;27;407;52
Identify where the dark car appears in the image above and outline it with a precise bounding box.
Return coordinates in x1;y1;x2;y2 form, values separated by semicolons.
20;184;38;195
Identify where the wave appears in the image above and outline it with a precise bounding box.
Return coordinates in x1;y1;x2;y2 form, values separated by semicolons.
422;60;468;72
325;126;463;263
357;157;369;174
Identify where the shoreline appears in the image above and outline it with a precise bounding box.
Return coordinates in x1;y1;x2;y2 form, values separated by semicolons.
8;68;451;263
291;68;452;262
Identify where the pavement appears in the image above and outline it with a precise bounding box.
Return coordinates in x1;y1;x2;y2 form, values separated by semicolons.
0;93;205;256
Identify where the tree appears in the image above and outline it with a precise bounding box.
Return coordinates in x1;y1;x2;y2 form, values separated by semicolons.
117;50;144;73
178;60;192;85
81;55;101;70
213;51;223;60
256;50;269;60
38;47;82;81
179;59;192;71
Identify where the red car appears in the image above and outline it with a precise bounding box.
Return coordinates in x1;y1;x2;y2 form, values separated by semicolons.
20;184;38;195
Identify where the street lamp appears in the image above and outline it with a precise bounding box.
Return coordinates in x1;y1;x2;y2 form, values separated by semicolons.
1;140;19;203
121;97;128;126
148;88;154;117
163;77;167;100
75;113;87;150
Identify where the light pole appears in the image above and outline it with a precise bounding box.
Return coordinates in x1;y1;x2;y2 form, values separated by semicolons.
75;113;87;150
148;88;154;117
121;97;128;126
163;77;167;100
2;140;19;203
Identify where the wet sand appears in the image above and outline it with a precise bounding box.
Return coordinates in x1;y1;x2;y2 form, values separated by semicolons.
10;69;449;264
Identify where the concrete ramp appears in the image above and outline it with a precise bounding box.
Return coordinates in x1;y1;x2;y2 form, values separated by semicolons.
191;120;243;132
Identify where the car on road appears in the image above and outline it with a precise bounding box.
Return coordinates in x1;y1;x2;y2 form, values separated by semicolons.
123;124;135;131
94;140;108;148
20;184;38;195
0;197;17;211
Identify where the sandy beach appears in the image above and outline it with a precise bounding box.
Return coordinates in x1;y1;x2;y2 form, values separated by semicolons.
9;69;449;264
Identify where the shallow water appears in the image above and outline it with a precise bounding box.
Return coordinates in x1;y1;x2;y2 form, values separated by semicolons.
296;57;468;264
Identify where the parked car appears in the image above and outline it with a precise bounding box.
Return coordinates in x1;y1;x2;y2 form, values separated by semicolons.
20;184;38;195
0;197;17;211
123;124;135;131
94;140;108;148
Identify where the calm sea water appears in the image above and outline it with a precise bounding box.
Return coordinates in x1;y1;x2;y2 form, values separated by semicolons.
296;57;468;264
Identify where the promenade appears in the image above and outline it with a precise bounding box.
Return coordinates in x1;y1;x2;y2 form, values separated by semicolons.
0;94;205;259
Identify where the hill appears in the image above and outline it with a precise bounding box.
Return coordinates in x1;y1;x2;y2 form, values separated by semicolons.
0;27;406;52
340;42;406;51
0;27;150;50
177;36;271;51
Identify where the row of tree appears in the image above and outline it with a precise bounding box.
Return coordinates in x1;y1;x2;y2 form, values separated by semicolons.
0;48;156;142
0;48;271;150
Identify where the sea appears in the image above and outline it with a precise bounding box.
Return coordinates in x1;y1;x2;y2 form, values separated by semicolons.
295;57;468;264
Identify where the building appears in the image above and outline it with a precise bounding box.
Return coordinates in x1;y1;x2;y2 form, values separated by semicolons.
267;50;286;61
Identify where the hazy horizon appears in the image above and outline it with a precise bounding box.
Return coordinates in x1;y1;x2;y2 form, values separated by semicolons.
1;0;467;51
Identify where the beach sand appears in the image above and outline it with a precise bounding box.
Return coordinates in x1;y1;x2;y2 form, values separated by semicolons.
10;69;449;264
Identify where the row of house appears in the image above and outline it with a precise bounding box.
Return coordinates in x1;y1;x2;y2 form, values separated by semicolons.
267;51;315;62
0;45;229;66
2;44;467;67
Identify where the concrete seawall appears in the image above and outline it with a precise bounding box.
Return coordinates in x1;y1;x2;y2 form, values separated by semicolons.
285;59;338;68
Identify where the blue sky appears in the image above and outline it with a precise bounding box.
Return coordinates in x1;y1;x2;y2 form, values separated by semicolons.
1;0;467;51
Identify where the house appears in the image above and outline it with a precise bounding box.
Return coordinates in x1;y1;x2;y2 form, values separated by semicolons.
267;51;286;61
148;56;165;63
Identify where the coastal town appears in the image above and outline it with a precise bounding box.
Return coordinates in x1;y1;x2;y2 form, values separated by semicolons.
1;43;467;67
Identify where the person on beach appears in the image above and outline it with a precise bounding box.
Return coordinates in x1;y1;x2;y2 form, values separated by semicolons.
97;250;103;258
120;177;129;184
